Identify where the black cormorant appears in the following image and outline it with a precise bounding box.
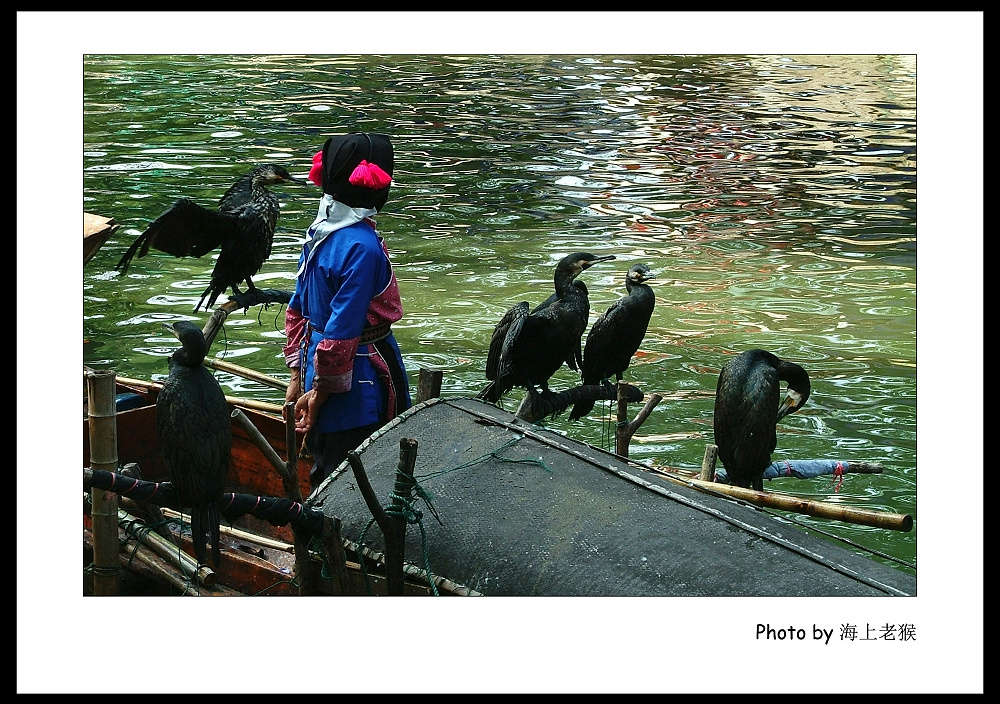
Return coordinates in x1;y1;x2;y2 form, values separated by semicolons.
712;349;811;491
116;164;302;312
157;321;232;567
478;252;616;404
569;263;656;421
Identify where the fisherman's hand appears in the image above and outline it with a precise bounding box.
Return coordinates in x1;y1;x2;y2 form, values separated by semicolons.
294;389;329;434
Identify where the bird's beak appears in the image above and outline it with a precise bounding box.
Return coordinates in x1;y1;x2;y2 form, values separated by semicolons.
285;174;305;185
586;255;617;268
776;393;799;421
161;322;180;339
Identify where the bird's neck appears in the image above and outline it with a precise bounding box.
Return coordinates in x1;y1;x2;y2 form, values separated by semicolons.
249;177;271;193
778;361;810;396
554;272;581;299
625;280;653;301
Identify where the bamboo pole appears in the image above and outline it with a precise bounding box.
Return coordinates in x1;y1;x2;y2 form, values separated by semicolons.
85;527;201;596
678;476;913;532
158;507;295;553
86;369;120;595
84;492;215;588
231;409;287;474
229;406;319;593
127;544;202;596
337;527;483;597
201;356;289;391
116;376;284;416
415;368;443;404
119;509;217;588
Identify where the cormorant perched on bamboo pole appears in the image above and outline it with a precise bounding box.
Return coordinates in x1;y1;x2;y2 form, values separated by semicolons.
478;252;616;405
157;321;232;567
712;349;811;491
115;164;302;312
569;263;657;421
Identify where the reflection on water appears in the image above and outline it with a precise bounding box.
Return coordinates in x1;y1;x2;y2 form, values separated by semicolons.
84;54;916;569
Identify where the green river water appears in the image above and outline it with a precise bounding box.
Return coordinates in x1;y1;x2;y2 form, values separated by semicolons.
82;54;916;574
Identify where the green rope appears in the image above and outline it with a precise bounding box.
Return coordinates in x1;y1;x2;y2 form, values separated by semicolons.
355;518;377;595
385;489;439;596
414;436;552;483
351;438;550;597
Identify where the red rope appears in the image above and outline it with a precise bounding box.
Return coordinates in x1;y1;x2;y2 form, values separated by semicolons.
833;462;845;493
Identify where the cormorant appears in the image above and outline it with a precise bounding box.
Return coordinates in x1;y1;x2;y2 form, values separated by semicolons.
712;349;811;491
569;263;656;421
115;164;302;312
478;252;616;404
157;321;232;567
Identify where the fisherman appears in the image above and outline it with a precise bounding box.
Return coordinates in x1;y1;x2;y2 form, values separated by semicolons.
283;133;411;489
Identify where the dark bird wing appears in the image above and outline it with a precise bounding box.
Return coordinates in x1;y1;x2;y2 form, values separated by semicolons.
581;296;634;381
486;301;529;381
713;355;780;490
217;173;255;213
156;365;231;565
116;198;242;272
210;203;276;284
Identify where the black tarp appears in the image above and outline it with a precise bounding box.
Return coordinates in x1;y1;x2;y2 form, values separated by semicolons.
307;398;915;597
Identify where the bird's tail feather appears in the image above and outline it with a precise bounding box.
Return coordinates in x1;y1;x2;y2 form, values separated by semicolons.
477;378;509;403
190;503;221;568
114;232;148;273
197;283;223;312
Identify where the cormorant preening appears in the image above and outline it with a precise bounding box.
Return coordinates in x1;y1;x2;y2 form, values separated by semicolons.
712;349;811;491
157;321;232;567
569;263;656;421
478;252;616;404
116;164;302;312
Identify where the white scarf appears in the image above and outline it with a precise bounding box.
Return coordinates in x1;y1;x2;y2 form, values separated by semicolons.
295;194;378;278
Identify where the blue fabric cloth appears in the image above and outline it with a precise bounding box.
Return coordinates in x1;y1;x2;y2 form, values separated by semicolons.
289;219;409;434
715;459;853;483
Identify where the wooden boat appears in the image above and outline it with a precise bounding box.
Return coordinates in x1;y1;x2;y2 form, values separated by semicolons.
83;377;454;596
84;212;119;265
311;396;917;597
85;378;916;597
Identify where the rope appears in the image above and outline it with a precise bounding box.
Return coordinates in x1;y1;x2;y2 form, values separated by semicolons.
252;576;299;596
384;489;439;596
414;436;552;483
118;514;200;595
350;438;552;598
